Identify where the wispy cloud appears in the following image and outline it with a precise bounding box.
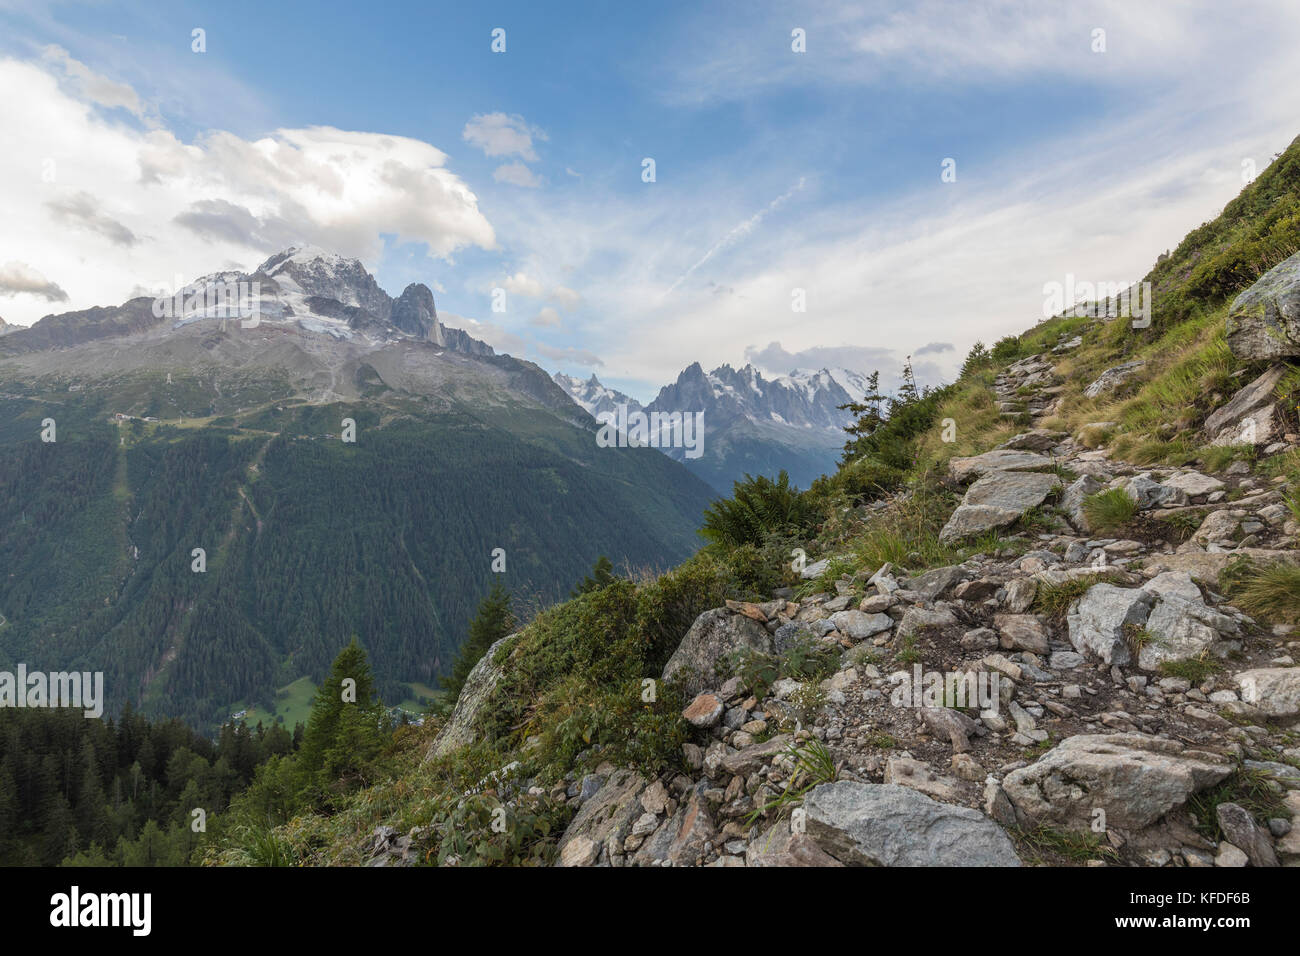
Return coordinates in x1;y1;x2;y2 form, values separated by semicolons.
665;178;806;295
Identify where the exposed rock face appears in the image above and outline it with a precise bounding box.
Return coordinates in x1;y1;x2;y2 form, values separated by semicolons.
1235;668;1300;717
1002;734;1233;830
0;298;167;355
425;634;518;761
941;471;1061;542
259;246;394;319
1084;361;1144;398
948;449;1053;483
804;781;1021;866
390;282;444;344
1060;474;1104;532
1203;365;1287;446
555;768;650;866
1226;248;1300;359
662;608;774;697
1066;584;1153;666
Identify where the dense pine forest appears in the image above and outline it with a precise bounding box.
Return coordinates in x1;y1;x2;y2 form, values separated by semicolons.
0;391;713;731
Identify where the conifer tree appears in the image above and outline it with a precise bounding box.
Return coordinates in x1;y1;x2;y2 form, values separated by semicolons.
297;638;387;802
443;582;515;700
571;554;617;597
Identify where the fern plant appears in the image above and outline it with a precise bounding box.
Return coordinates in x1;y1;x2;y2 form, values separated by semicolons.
700;470;817;548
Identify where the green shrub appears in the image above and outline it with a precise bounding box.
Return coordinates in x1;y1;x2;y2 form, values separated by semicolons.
701;470;819;548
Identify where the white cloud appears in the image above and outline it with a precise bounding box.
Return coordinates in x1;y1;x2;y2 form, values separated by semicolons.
439;311;526;353
548;285;582;308
0;54;497;325
41;44;150;121
665;178;805;294
529;306;562;328
493;161;542;188
0;261;69;301
501;272;545;297
462;112;547;160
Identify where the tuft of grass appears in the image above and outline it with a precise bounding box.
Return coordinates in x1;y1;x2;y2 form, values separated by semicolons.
895;634;921;665
1034;574;1118;620
1157;655;1222;685
1201;443;1255;473
1187;766;1293;842
746;739;839;827
1016;825;1119;865
1124;625;1159;658
1156;509;1206;543
1081;488;1138;533
1229;560;1300;624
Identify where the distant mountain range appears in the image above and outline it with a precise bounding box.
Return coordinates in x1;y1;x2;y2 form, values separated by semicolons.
554;363;869;492
0;247;716;729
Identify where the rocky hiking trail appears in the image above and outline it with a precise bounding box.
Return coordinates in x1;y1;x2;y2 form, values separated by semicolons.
385;325;1300;869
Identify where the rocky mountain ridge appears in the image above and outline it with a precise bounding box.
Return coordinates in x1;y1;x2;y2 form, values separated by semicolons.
553;363;872;492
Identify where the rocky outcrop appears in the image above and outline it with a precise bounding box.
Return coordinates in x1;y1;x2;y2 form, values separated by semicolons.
662;608;774;697
1204;366;1287;446
941;470;1060;542
804;781;1021;866
390;282;444;344
1226;248;1300;359
1002;734;1233;830
425;634;518;761
1083;361;1144;398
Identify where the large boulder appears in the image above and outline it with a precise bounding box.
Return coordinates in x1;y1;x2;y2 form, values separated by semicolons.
1225;250;1300;359
425;633;518;761
947;449;1053;483
1001;429;1067;451
1161;471;1225;498
906;565;971;602
1203;366;1288;446
1002;733;1233;830
1066;584;1153;666
940;471;1061;542
746;818;844;867
1083;361;1144;398
1235;668;1300;717
829;609;893;641
1136;597;1221;672
1060;474;1105;532
1135;574;1238;672
803;781;1021;866
1121;474;1188;509
938;504;1023;542
662;608;774;697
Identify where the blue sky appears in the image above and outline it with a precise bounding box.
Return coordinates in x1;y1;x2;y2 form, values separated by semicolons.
2;0;1299;400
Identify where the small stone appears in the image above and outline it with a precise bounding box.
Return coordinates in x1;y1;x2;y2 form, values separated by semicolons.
683;693;725;728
